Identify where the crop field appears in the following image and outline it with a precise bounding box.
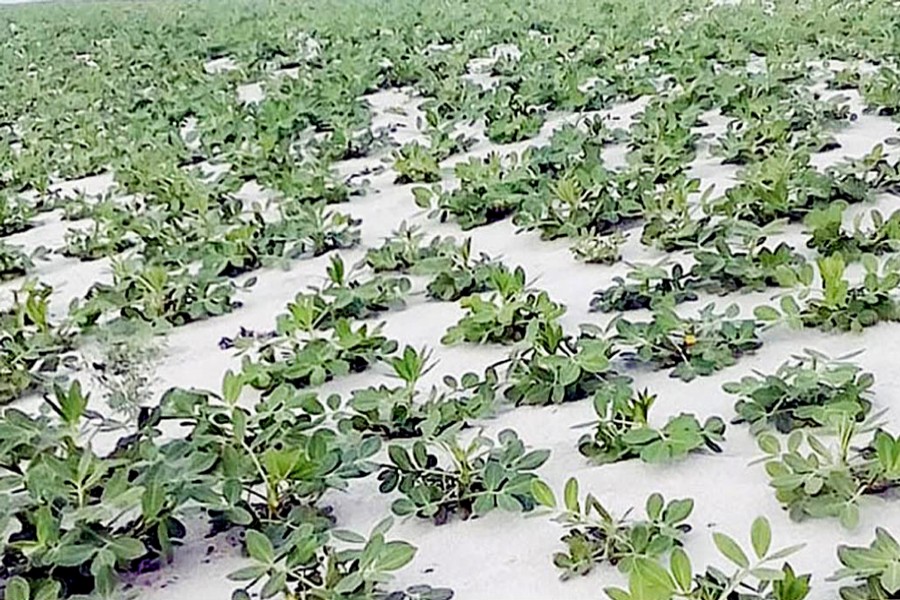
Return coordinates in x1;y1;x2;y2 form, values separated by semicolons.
3;0;900;598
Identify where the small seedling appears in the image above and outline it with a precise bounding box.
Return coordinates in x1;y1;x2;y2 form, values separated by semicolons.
571;231;626;265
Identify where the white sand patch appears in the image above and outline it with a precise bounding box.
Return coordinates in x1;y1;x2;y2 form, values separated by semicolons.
203;56;238;74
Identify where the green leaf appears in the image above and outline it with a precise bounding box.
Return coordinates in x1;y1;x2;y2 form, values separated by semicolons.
645;493;663;521
472;493;496;515
713;532;749;568
670;547;692;592
758;434;780;455
766;543;806;561
388;445;413;471
839;503;860;529
108;536;147;561
483;462;505;491
333;572;364;594
605;588;632;600
142;483;165;521
751;567;786;581
228;565;269;582
331;529;367;544
377;540;417;571
5;577;29;600
754;305;780;321
881;562;900;594
497;492;522;512
260;570;286;599
33;580;61;600
779;295;800;316
54;543;97;567
530;479;556;508
629;557;674;600
245;530;275;565
223;369;242;405
515;449;550;470
663;499;693;524
750;517;771;559
564;478;580;513
391;498;417;516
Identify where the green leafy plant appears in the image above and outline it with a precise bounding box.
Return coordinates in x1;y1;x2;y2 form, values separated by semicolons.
688;220;807;295
0;242;43;282
591;261;697;313
604;517;808;600
424;246;511;302
414;152;532;229
0;280;72;403
755;253;900;332
830;527;900;600
0;381;193;597
614;302;762;381
504;323;616;406
421;109;476;160
277;256;411;331
515;167;648;241
241;319;399;394
709;149;867;226
862;66;900;116
804;201;900;259
69;259;244;329
757;419;900;528
378;429;550;524
0;193;35;236
255;201;361;264
162;379;383;524
229;519;453;600
484;88;544;143
393;142;442;184
724;349;874;435
578;379;725;464
364;223;461;274
627;98;700;182
62;220;135;261
441;268;565;345
533;478;694;580
640;177;714;252
341;346;499;439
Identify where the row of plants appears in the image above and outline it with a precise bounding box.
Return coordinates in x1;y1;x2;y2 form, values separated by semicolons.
3;0;900;599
